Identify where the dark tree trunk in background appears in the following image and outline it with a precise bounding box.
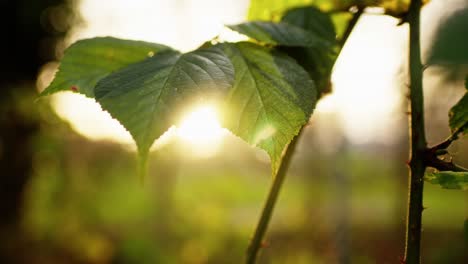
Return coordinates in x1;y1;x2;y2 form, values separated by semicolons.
0;0;72;262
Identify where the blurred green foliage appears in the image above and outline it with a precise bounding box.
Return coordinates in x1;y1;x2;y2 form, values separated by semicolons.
22;119;468;263
425;171;468;190
425;7;468;66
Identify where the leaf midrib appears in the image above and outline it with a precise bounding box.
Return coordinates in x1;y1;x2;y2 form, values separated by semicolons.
140;53;183;150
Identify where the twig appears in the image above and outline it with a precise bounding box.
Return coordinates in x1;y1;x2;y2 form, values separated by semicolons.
340;7;364;46
245;130;302;264
245;8;364;263
425;154;468;172
428;125;466;152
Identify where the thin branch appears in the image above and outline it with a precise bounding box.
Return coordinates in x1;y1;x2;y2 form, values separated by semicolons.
339;7;364;45
424;151;468;172
428;125;466;152
246;130;302;264
426;157;468;172
246;9;364;263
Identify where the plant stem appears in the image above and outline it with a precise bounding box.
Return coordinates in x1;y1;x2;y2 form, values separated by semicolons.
404;0;427;263
246;130;302;264
245;8;363;263
428;125;466;152
340;7;364;45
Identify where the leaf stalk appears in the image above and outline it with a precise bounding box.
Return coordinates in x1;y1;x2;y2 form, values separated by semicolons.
246;8;363;263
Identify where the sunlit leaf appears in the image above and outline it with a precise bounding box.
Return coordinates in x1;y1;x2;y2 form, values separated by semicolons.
94;46;234;176
220;42;316;174
40;37;172;98
449;77;468;135
247;0;431;22
280;6;338;95
248;0;352;41
227;21;330;47
246;0;365;21
248;0;315;21
247;0;388;21
332;12;353;40
425;171;468;190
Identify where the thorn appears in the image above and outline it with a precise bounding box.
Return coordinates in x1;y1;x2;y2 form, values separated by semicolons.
399;256;406;264
70;85;78;92
260;241;269;248
405;160;411;166
404;90;410;99
422;205;428;211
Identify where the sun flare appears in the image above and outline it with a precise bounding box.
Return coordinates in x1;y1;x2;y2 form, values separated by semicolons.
175;105;226;157
42;0;404;153
177;105;223;142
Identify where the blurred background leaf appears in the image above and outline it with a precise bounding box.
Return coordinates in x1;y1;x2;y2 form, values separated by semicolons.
425;171;468;190
425;5;468;66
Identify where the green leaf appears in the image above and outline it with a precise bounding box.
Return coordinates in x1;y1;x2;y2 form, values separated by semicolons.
449;79;468;135
425;171;468;190
280;6;338;95
41;37;172;98
220;42;316;174
227;21;330;47
94;46;234;177
247;0;422;21
247;0;380;21
248;0;315;21
281;6;336;42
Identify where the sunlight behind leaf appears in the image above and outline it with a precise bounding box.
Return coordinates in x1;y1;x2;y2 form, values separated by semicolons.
44;0;248;156
43;0;405;154
176;105;227;158
316;14;403;145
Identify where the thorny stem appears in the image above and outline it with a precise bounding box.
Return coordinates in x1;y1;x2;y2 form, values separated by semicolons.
245;7;364;264
404;0;426;263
